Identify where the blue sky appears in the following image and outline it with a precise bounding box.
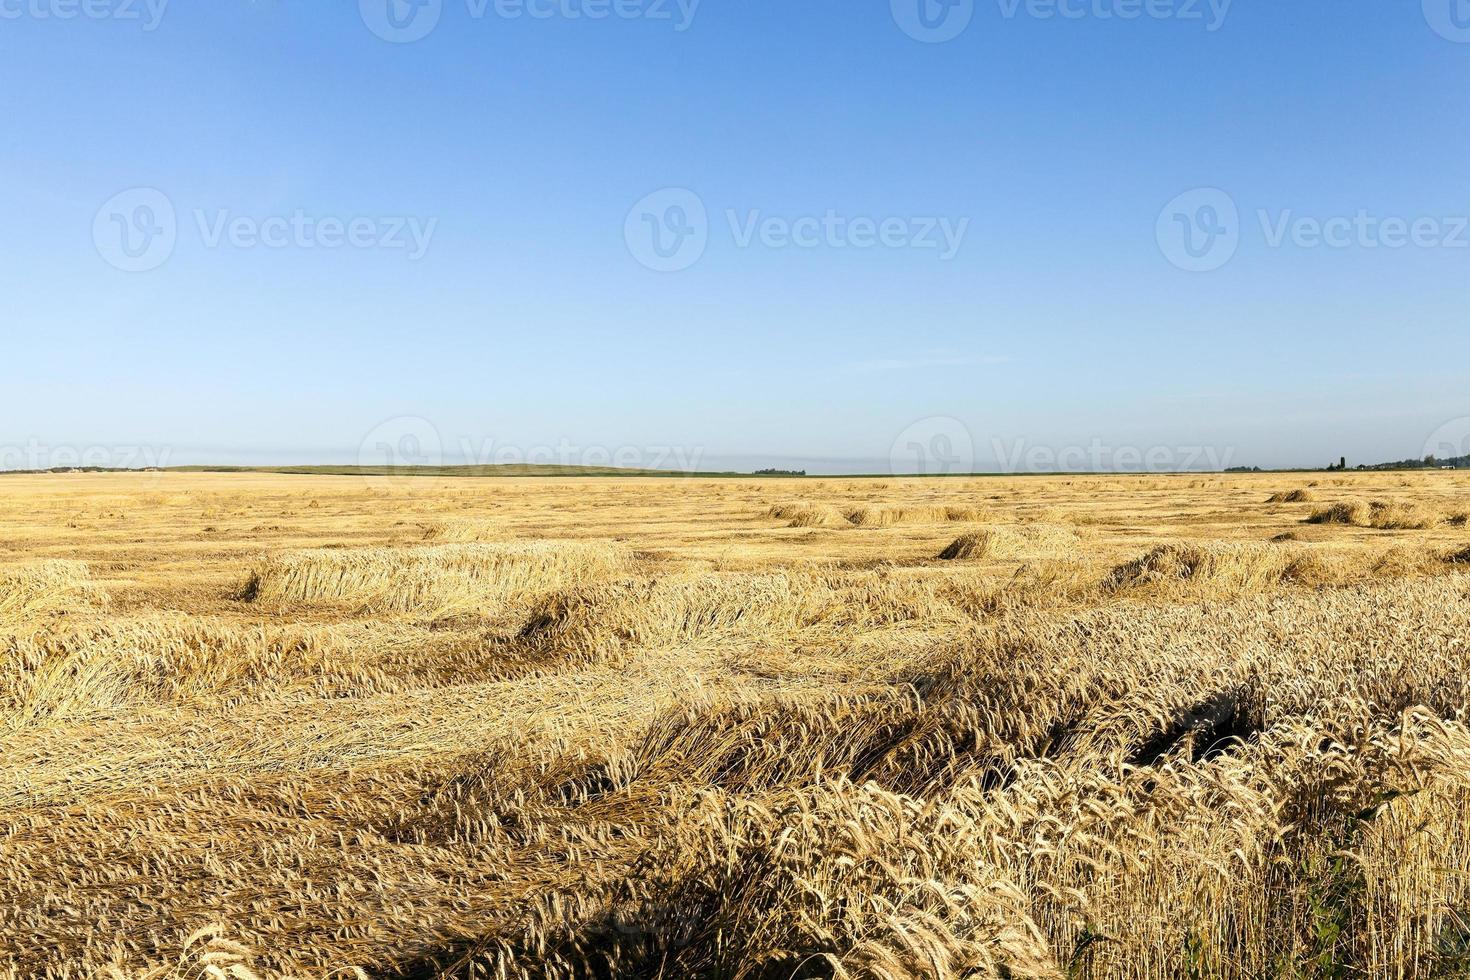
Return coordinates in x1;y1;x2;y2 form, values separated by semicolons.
2;0;1468;473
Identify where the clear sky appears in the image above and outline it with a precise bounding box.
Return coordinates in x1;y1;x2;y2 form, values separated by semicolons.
3;0;1468;473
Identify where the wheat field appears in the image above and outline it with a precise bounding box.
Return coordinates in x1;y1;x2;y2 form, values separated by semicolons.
4;470;1470;979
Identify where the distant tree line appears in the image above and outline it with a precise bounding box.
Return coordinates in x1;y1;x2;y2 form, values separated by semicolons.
1224;452;1470;474
753;468;807;476
1355;454;1470;471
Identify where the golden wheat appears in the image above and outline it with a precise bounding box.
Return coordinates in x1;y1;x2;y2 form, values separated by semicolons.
240;541;632;620
938;524;1080;561
6;470;1470;979
1307;499;1438;530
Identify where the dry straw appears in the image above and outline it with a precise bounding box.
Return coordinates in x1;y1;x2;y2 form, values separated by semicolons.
764;503;851;528
844;504;991;528
1267;488;1317;503
12;472;1470;979
1107;541;1334;593
938;524;1080;561
240;541;632;620
1306;500;1437;530
766;503;993;528
0;561;101;633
